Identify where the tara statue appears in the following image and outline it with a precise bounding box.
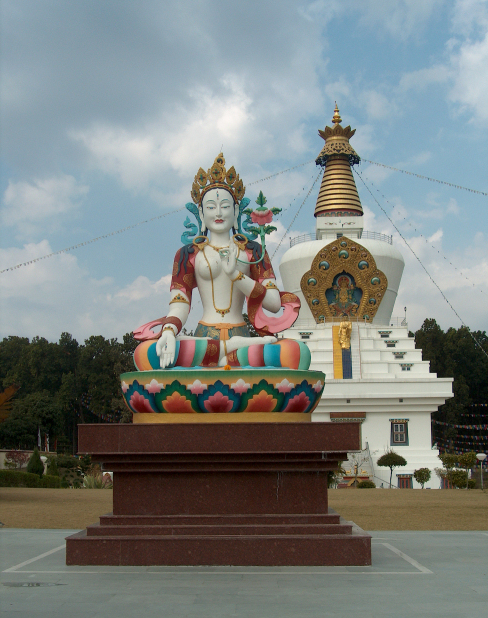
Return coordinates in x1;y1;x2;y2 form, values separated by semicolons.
132;153;309;371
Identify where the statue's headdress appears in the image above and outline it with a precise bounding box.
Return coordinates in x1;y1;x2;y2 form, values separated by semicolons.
181;152;255;245
191;153;245;206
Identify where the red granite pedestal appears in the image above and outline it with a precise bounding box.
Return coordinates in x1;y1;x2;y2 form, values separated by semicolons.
66;423;371;566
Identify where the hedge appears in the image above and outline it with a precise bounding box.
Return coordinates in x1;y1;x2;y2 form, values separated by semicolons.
0;470;62;488
357;480;376;488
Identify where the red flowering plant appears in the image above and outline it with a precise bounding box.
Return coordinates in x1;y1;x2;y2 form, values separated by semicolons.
242;191;281;254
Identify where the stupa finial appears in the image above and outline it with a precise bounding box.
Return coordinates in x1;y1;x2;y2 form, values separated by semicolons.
332;102;342;125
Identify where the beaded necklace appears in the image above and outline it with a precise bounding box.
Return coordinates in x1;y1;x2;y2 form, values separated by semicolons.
201;246;241;318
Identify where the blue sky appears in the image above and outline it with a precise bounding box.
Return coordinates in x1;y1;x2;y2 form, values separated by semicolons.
1;0;487;342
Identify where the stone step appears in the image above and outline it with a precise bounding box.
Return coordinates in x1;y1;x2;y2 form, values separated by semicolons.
67;528;372;566
87;522;354;537
99;513;342;526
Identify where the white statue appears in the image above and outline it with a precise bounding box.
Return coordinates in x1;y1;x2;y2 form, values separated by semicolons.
133;153;303;370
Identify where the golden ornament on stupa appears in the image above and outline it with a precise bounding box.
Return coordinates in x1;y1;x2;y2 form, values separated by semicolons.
314;103;362;218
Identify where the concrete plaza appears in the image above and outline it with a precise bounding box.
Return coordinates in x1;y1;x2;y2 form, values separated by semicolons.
1;528;487;617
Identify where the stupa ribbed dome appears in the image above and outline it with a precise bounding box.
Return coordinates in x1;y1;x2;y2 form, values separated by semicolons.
314;104;362;218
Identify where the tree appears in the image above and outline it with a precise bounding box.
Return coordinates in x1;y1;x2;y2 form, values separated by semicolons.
46;457;59;476
377;450;407;488
27;447;44;478
0;385;20;424
438;453;459;486
348;449;374;488
458;451;478;490
4;450;30;470
413;467;431;489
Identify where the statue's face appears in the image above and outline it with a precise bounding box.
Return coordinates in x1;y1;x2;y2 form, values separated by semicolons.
201;188;235;234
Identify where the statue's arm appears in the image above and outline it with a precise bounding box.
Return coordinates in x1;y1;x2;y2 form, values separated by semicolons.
221;244;281;313
156;247;196;368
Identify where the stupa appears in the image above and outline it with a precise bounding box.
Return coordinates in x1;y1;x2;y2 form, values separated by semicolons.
279;105;453;488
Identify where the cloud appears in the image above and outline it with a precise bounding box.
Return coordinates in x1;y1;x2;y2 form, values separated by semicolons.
448;30;488;125
2;175;89;233
398;66;450;91
397;0;488;125
393;229;488;331
356;0;445;42
0;241;173;341
71;79;255;192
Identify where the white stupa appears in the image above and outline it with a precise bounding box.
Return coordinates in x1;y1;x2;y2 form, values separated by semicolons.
279;105;453;488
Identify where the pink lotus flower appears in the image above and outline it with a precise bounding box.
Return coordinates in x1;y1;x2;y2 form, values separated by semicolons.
282;391;311;413
251;208;273;226
203;391;234;414
129;392;155;413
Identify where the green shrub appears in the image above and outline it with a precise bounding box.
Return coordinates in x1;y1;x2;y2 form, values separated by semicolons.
56;454;78;469
413;467;431;488
467;479;476;489
0;470;61;488
79;454;91;474
357;480;376;488
46;458;59;476
39;474;62;488
451;469;468;489
60;478;70;488
0;470;39;487
26;447;44;478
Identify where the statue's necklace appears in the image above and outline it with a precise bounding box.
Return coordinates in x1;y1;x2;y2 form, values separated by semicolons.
201;246;239;318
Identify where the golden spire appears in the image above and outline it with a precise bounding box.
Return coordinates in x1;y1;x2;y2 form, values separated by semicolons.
332;102;342;125
314;105;362;218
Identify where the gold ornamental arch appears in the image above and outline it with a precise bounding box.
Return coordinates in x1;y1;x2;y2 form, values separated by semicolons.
300;237;388;323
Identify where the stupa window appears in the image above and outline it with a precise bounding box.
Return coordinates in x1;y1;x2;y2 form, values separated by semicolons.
390;421;409;445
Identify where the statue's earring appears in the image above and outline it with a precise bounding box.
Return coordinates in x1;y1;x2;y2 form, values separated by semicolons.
199;208;206;233
233;205;239;230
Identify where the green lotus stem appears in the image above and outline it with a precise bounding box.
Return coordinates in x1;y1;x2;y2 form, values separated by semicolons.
236;227;266;265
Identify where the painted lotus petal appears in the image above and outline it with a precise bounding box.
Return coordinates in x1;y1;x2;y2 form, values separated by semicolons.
276;378;295;393
239;379;284;412
187;379;208;395
197;380;240;413
129;391;156;413
121;381;129;394
282;391;311;413
162;391;196;413
312;380;324;393
282;380;317;414
146;378;164;394
154;380;199;413
231;378;251;394
124;380;157;413
203;391;234;414
243;390;278;413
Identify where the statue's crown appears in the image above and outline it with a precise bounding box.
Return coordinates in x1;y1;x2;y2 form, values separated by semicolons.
191;153;245;206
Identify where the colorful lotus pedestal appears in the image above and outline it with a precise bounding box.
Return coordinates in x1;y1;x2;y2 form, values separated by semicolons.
121;368;325;420
65;422;372;566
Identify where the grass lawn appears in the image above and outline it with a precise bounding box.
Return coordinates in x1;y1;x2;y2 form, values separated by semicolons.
0;487;486;530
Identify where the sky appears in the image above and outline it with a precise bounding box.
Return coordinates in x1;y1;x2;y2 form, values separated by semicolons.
1;0;487;344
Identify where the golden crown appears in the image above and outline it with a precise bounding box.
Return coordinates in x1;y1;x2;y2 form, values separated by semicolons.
191;153;245;206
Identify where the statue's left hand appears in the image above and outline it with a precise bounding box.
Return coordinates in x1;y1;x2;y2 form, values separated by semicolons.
221;242;238;278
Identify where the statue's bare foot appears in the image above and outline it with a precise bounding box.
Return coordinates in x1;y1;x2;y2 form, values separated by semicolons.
224;335;277;354
218;335;278;366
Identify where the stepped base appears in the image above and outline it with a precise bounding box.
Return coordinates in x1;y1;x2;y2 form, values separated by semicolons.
66;423;371;566
67;516;370;566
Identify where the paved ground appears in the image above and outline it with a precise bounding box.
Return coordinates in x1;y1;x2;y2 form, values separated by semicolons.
1;529;487;618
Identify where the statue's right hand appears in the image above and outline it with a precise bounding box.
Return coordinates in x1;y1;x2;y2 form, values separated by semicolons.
156;330;176;369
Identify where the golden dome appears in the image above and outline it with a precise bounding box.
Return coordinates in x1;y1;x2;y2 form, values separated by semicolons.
314;105;362;218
